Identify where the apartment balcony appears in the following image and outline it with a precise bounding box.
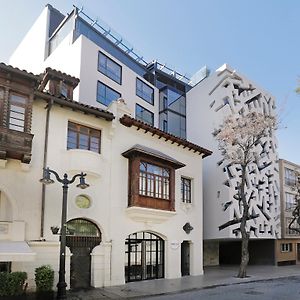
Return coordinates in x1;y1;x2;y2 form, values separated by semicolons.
0;127;33;164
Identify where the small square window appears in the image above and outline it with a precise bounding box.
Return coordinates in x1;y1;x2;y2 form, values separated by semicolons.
280;243;292;252
0;262;11;272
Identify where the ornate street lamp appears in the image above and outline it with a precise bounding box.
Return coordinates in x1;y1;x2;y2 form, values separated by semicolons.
40;167;89;300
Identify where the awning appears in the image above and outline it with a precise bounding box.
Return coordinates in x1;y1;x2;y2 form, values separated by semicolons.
0;241;36;262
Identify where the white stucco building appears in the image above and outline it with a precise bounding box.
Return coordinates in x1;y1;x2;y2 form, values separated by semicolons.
0;64;211;289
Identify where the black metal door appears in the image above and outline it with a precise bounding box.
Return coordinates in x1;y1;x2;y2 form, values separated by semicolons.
66;219;101;290
181;241;190;276
70;247;91;289
125;232;164;282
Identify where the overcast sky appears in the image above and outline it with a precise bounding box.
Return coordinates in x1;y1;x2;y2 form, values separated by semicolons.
1;0;299;163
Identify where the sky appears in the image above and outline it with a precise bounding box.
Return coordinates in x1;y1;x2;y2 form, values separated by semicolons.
0;0;299;163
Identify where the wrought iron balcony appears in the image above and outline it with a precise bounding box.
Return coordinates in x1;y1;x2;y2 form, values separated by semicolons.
0;127;33;164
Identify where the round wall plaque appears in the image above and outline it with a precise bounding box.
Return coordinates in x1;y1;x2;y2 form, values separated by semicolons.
75;195;91;209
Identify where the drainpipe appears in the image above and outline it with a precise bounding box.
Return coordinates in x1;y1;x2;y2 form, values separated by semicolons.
40;98;53;238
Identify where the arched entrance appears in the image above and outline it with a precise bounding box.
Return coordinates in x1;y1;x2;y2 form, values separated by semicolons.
125;231;164;282
66;218;101;289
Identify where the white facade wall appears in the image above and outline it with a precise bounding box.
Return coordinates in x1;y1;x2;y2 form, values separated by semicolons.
0;97;204;289
9;6;50;74
187;64;280;241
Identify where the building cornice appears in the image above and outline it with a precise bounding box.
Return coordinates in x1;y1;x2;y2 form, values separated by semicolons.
119;115;212;157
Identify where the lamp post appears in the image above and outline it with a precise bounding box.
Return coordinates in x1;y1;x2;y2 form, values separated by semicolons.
40;167;89;300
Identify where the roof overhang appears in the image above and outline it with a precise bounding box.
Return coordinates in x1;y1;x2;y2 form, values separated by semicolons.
122;144;185;169
34;91;115;121
120;115;212;158
0;241;36;262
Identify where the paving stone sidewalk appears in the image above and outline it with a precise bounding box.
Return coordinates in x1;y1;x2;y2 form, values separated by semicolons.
67;265;300;299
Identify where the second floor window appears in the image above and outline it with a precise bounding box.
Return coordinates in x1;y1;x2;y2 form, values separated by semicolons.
285;167;296;186
136;78;154;104
8;93;28;132
181;177;192;203
139;162;170;199
285;217;300;235
67;122;101;153
136;104;154;126
97;81;121;106
98;52;122;84
285;192;295;211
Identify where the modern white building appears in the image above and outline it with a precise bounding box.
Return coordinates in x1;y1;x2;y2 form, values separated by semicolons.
0;64;211;289
187;64;280;265
10;4;208;140
8;2;281;274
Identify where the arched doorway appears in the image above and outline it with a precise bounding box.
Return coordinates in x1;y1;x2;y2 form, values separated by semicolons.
66;218;101;289
125;231;164;282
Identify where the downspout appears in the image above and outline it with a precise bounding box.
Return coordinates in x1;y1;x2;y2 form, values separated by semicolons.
40;98;53;239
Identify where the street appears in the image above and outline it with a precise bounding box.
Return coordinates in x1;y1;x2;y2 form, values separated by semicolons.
144;276;300;300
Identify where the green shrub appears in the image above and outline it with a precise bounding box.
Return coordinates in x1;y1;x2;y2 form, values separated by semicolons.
35;265;54;292
0;271;27;296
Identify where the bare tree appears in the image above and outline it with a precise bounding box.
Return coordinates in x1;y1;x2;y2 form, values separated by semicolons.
288;171;300;234
214;112;276;278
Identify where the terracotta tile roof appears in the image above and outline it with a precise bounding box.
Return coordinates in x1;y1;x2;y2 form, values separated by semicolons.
43;67;80;86
120;115;212;157
0;63;40;82
34;90;115;121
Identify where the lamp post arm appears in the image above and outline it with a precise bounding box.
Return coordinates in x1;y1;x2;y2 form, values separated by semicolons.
47;168;64;184
69;172;87;185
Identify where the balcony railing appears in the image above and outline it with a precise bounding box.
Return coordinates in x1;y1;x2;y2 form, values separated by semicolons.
0;127;33;164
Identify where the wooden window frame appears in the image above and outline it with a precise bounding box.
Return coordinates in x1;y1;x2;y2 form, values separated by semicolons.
181;177;192;203
67;121;101;153
139;161;170;200
8;92;29;132
128;155;175;211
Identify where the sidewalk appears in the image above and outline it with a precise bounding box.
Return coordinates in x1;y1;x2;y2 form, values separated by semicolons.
68;265;300;299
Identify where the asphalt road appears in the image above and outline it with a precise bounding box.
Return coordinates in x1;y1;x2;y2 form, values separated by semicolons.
143;276;300;300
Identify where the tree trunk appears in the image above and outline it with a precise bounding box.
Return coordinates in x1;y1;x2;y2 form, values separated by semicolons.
237;164;250;278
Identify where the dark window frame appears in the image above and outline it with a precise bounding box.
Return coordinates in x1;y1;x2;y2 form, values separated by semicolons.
139;161;170;200
181;177;192;203
125;231;164;282
97;81;121;106
127;155;176;211
8;92;29;132
67;121;101;153
136;78;154;105
0;262;11;273
98;51;122;84
135;104;154;126
280;243;292;252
